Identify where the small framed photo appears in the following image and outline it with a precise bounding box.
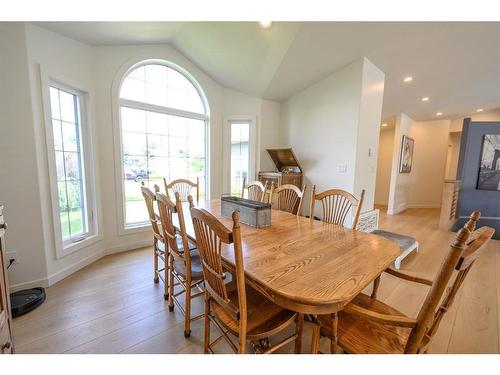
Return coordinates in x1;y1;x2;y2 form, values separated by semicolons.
399;135;414;173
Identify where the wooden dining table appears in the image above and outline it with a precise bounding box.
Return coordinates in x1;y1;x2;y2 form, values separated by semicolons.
177;199;400;351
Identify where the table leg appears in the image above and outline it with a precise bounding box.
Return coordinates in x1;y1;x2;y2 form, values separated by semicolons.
310;315;321;354
330;312;338;354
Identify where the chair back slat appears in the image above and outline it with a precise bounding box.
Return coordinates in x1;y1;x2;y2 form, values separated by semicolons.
156;190;194;270
164;178;200;203
270;184;306;216
189;198;247;323
141;184;163;243
242;178;268;202
310;186;365;228
405;211;495;353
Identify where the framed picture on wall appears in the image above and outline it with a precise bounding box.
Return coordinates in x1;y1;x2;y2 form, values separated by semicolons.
477;134;500;190
399;135;414;173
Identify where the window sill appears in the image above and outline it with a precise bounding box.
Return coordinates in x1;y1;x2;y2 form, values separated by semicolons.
118;223;150;236
57;233;102;259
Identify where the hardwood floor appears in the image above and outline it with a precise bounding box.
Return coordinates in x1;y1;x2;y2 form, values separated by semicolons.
13;207;500;353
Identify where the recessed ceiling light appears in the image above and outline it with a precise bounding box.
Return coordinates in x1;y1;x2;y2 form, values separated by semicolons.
259;21;273;29
382;123;388;127
403;76;413;83
421;97;430;102
436;112;443;116
476;108;484;112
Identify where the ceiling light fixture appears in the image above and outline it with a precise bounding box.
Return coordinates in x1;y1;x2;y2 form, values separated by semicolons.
436;112;443;116
421;97;429;102
382;123;388;127
403;76;413;83
476;108;484;112
259;21;273;29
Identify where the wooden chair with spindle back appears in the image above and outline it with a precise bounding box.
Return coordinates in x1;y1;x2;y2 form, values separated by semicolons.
313;211;495;354
309;186;365;228
269;183;307;216
241;178;269;203
188;197;304;354
141;183;168;299
164;177;200;204
155;190;203;338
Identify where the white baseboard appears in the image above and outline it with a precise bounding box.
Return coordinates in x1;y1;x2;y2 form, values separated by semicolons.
103;239;152;256
47;250;104;287
9;277;50;293
407;204;441;208
388;203;407;215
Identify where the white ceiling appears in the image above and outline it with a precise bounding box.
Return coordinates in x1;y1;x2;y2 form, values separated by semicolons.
34;22;500;121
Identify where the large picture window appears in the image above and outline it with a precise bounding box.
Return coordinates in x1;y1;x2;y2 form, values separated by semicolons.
119;62;208;227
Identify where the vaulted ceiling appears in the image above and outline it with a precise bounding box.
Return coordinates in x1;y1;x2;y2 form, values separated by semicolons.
34;22;500;121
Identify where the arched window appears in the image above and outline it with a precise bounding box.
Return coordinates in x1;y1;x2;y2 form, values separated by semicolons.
119;61;208;226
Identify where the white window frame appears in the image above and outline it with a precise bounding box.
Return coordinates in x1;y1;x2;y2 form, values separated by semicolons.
41;74;100;258
112;59;210;233
223;116;258;195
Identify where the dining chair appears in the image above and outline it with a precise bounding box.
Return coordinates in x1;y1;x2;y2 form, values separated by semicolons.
309;186;365;228
164;177;200;204
241;177;269;202
312;211;494;354
155;190;203;338
188;197;304;354
270;183;307;216
141;183;168;299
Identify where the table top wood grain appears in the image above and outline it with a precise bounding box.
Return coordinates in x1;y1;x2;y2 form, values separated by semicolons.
179;199;400;314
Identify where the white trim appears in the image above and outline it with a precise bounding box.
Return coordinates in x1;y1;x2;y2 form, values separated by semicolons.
223;115;258;194
111;58;210;235
458;215;500;220
46;250;103;286
120;98;208;122
103;239;152;256
9;277;50;293
406;204;442;208
40;67;101;258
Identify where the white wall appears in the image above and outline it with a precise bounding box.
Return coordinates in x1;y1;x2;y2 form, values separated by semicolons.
445;132;462;180
375;126;395;205
281;58;385;221
2;23;282;289
0;23;49;288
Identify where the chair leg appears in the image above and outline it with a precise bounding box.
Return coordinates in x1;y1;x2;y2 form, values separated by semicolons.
294;313;304;354
371;275;381;298
184;276;192;338
168;257;175;312
204;292;210;354
153;243;159;283
330;312;338;354
310;318;321;354
163;254;169;300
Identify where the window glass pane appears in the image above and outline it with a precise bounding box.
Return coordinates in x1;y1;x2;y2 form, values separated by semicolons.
122;132;147;156
230;121;250;196
121;107;147;133
52;120;63;150
119;62;208;226
59;90;76;123
49;86;89;243
64;152;81;180
121;77;146;103
147;111;168;135
62;121;78;152
55;151;66;181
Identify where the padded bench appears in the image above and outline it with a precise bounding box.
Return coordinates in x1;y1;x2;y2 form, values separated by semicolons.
371;230;419;269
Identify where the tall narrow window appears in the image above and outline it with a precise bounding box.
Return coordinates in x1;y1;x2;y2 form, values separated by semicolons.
119;62;208;227
48;85;93;245
230;121;250;196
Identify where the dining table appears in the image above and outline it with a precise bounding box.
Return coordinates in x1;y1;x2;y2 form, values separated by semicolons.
176;198;400;352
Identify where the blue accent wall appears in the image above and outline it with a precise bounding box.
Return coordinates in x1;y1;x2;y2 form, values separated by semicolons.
455;118;500;239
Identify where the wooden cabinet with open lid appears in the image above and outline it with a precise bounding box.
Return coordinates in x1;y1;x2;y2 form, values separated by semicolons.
258;148;303;189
